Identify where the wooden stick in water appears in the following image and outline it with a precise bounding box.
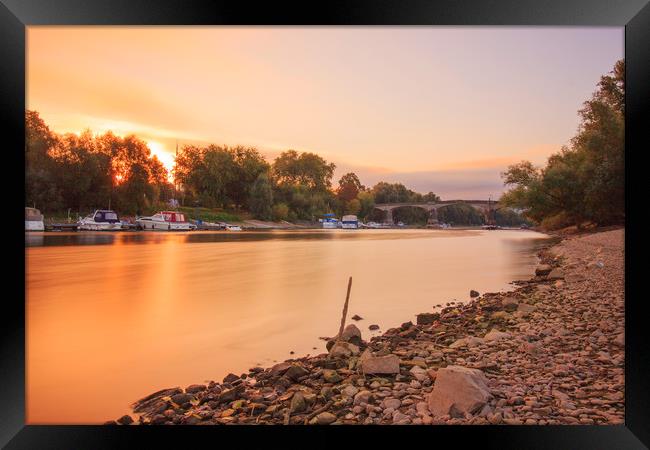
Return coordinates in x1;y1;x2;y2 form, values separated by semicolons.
337;276;353;342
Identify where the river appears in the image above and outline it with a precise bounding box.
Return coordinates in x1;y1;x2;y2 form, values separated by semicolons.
25;228;550;423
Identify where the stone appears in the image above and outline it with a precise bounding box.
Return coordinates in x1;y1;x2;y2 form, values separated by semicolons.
354;390;374;405
170;393;192;405
329;341;360;358
284;364;309;381
470;290;480;298
484;329;511;342
316;412;337;425
342;385;359;397
185;384;206;394
416;312;440;325
547;268;564;279
517;303;536;314
360;354;400;375
427;365;492;416
222;373;239;384
270;362;293;376
351;314;363;321
410;365;428;381
369;324;380;330
383;398;402;410
322;369;342;383
535;264;552;276
290;392;306;414
117;415;134;425
341;324;363;346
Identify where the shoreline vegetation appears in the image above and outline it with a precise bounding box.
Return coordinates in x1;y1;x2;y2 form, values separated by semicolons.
109;227;624;426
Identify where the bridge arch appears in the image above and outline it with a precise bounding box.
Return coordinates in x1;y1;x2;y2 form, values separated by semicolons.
372;200;502;225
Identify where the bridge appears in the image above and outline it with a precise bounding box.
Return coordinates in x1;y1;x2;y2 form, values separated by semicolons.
373;200;501;225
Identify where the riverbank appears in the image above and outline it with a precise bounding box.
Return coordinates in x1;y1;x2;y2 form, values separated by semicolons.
110;228;624;426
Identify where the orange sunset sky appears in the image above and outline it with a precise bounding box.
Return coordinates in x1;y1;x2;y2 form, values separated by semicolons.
27;27;623;198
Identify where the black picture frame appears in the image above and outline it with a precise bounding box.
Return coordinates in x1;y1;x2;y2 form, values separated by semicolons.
2;0;649;448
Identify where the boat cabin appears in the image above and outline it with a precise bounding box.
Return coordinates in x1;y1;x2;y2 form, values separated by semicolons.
161;211;187;222
94;210;120;223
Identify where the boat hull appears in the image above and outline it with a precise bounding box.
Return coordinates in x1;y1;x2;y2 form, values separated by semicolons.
136;219;192;231
25;220;44;231
77;222;123;231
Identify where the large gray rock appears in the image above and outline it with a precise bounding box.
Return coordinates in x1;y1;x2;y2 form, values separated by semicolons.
427;365;492;416
329;341;360;358
341;324;363;346
360;354;400;375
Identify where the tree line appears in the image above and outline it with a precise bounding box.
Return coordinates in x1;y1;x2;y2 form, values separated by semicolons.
501;59;624;230
26;110;172;216
26;110;528;226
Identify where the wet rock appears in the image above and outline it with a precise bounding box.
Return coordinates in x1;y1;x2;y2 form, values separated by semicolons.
360;354;400;375
427;366;492;416
369;324;380;331
171;393;192;405
342;385;359;397
470;290;480;298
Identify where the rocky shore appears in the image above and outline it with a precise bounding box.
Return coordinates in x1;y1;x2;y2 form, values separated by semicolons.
109;228;624;426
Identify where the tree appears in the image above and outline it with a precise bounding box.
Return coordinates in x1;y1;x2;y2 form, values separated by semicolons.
272;150;336;191
337;172;363;202
356;191;376;220
249;172;274;220
501;59;624;228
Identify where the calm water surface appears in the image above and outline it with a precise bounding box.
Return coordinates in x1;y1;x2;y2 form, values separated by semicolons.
26;229;550;423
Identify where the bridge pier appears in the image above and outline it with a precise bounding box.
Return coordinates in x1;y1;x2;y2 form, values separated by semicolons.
427;208;439;226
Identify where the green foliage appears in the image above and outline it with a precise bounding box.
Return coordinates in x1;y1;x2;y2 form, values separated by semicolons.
501;59;625;229
437;203;485;226
272;202;290;221
371;182;423;203
356;191;376;220
337;172;364;202
392;206;429;225
494;208;530;227
272;150;336;192
249;172;274;220
177;206;240;223
175;144;269;209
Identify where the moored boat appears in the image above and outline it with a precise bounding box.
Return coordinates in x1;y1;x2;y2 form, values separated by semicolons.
136;211;193;231
225;224;242;231
25;207;45;231
321;213;338;229
341;214;359;229
78;210;123;231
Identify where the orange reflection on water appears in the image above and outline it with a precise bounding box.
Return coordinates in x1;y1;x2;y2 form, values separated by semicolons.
26;229;549;423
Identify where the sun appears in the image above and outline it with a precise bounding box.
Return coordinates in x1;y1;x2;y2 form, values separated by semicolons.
146;141;176;183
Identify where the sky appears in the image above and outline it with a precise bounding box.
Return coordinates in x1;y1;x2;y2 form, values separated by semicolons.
27;27;623;199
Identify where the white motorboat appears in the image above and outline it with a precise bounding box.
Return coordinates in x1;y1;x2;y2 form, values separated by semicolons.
341;215;359;229
136;211;193;231
25;207;44;231
322;213;338;229
78;210;123;231
225;224;242;231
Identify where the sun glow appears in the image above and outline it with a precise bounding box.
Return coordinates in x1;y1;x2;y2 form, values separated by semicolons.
146;141;176;183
